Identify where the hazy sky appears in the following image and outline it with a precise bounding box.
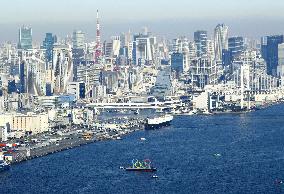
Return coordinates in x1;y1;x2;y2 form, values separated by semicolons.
1;0;284;42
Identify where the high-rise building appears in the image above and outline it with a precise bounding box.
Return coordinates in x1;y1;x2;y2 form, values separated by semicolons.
194;30;207;57
277;43;284;77
214;24;228;61
19;61;26;93
72;30;85;49
171;52;184;73
261;35;284;76
42;33;56;62
228;36;244;60
18;26;32;50
72;30;86;80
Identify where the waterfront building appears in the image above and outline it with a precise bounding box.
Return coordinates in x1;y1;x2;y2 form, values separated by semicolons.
277;43;284;77
214;24;228;61
0;112;49;135
261;35;284;76
0;126;8;142
18;26;32;50
194;30;207;57
189;57;218;89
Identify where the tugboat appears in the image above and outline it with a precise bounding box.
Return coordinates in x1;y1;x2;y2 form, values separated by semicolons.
125;159;157;172
145;114;173;130
0;160;10;172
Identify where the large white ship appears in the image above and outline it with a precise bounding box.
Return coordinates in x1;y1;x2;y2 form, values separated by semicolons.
145;115;173;130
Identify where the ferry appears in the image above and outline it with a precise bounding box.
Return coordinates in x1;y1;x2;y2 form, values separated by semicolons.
0;160;10;172
125;159;157;172
145;115;173;130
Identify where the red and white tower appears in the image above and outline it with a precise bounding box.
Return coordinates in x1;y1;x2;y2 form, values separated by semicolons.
94;9;102;63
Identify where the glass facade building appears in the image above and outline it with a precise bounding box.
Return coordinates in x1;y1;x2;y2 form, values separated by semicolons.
18;26;32;50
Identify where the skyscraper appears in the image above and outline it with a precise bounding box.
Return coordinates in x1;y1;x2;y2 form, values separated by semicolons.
72;30;85;80
194;30;207;57
42;33;56;63
277;43;284;77
19;61;26;93
18;26;32;50
171;52;184;73
214;24;228;61
228;36;244;60
72;30;85;49
261;35;284;76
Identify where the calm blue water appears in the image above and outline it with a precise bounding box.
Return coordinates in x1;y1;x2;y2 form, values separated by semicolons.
1;104;284;194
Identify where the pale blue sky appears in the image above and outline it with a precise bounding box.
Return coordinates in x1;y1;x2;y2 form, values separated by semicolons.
1;0;284;23
0;0;284;42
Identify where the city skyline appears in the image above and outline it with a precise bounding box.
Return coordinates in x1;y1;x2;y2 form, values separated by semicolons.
1;0;284;42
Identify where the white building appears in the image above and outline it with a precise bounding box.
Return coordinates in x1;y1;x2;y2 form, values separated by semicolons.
67;81;85;100
0;112;49;135
277;43;284;78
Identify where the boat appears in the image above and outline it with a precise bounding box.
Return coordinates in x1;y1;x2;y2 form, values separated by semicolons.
145;115;173;130
152;174;158;178
125;159;157;172
140;137;146;141
134;109;140;115
0;160;10;172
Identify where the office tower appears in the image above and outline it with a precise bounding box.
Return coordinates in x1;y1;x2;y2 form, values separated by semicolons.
214;24;228;61
111;36;121;57
72;30;85;80
228;36;244;60
135;37;153;65
194;30;207;57
189;57;217;89
171;52;184;74
261;35;284;76
18;26;32;50
100;71;119;94
277;43;284;77
104;36;121;58
42;33;56;62
207;40;215;59
19;61;26;93
72;30;85;49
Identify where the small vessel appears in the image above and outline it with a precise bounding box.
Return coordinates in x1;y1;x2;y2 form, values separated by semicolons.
152;174;158;178
116;137;122;140
134;109;140;115
0;160;10;172
125;159;157;172
145;115;173;130
140;137;146;141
